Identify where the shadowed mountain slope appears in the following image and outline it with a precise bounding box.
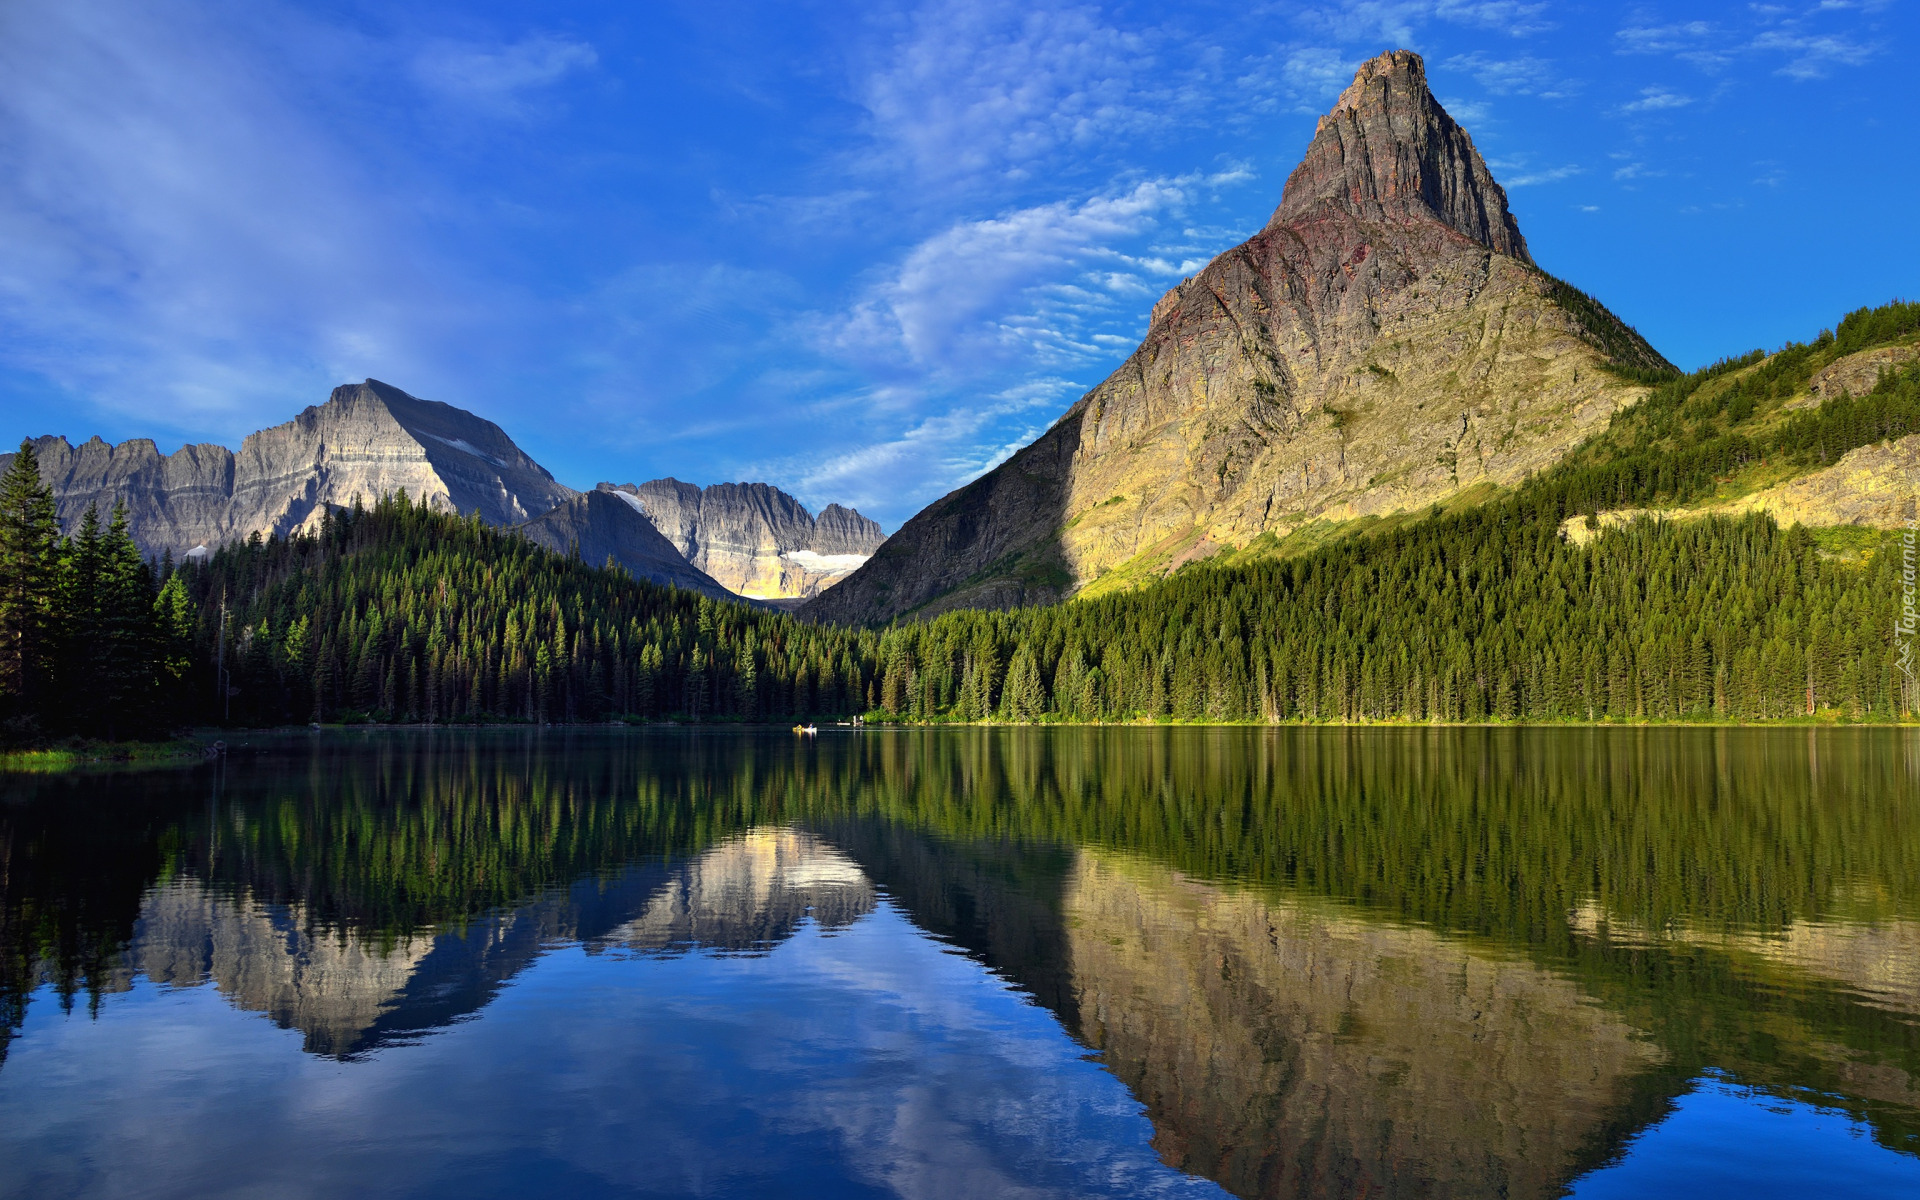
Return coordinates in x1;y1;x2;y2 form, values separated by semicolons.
513;489;733;599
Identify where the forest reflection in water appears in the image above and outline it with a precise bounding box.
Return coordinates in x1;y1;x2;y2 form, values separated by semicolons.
2;726;1918;1199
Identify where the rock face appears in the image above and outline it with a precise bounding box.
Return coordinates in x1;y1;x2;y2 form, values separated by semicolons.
514;490;735;599
804;49;1671;625
3;379;575;559
601;480;884;600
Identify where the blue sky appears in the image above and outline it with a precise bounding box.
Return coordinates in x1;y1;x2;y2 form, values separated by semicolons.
0;1;1913;528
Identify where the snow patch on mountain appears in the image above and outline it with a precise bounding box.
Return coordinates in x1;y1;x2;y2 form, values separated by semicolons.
782;550;870;574
423;433;508;468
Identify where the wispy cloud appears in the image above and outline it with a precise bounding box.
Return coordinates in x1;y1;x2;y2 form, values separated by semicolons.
412;35;597;117
1616;10;1881;79
1617;86;1694;114
784;377;1078;515
0;0;466;440
1502;165;1582;186
824;177;1210;373
1442;52;1572;97
1301;1;1554;44
1611;162;1663;181
855;1;1161;188
1750;30;1875;79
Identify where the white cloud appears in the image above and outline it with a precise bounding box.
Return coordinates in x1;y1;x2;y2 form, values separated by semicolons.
1301;1;1554;44
412;35;597;116
1616;11;1880;78
1501;164;1582;187
1279;46;1360;105
1750;31;1876;79
855;1;1160;188
1618;86;1694;114
782;378;1079;517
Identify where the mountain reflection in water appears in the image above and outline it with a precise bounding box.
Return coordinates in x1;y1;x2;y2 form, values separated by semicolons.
2;727;1918;1199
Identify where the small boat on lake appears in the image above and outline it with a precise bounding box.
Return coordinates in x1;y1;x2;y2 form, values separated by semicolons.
793;724;818;735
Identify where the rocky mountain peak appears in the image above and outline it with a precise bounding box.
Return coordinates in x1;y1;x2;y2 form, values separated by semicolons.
805;48;1671;627
598;480;884;601
1269;49;1531;264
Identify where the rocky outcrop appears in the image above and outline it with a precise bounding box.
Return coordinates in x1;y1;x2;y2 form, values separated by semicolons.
513;489;734;599
804;50;1671;625
1788;344;1920;410
2;379;575;560
0;379;775;598
1725;436;1920;528
1560;433;1920;544
601;480;884;600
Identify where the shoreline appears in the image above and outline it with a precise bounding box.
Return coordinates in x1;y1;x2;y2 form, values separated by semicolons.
0;738;211;774
179;715;1920;734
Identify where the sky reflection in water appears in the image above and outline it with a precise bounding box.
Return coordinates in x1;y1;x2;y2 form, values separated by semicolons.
1;727;1917;1199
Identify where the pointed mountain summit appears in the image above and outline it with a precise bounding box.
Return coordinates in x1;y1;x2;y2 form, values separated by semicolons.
1270;49;1528;262
805;50;1672;625
10;379;577;559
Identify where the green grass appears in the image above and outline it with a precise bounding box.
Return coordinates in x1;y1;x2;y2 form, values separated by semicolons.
0;738;208;773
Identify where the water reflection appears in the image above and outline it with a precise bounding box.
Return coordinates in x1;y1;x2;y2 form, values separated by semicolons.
607;828;875;956
2;727;1918;1198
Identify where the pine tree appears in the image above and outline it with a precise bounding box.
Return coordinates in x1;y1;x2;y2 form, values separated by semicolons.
0;441;59;735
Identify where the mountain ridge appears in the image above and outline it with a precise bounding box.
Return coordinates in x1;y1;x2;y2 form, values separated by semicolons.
2;381;880;603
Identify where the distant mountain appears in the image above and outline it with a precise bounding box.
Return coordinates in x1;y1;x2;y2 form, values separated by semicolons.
0;379;725;596
516;490;734;599
804;50;1673;625
600;479;884;601
4;379;574;560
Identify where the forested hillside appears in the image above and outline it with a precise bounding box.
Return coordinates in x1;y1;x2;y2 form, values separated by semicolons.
172;495;878;726
2;301;1916;735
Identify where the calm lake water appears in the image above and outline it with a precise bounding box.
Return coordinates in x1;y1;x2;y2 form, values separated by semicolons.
2;727;1918;1199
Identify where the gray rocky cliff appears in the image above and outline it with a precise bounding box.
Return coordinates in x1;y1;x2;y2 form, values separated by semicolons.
600;479;883;600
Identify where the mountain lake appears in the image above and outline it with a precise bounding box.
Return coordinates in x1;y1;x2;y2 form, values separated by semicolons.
2;727;1917;1199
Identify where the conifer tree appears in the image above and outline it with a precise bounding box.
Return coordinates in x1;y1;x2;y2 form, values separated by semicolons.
0;441;59;732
